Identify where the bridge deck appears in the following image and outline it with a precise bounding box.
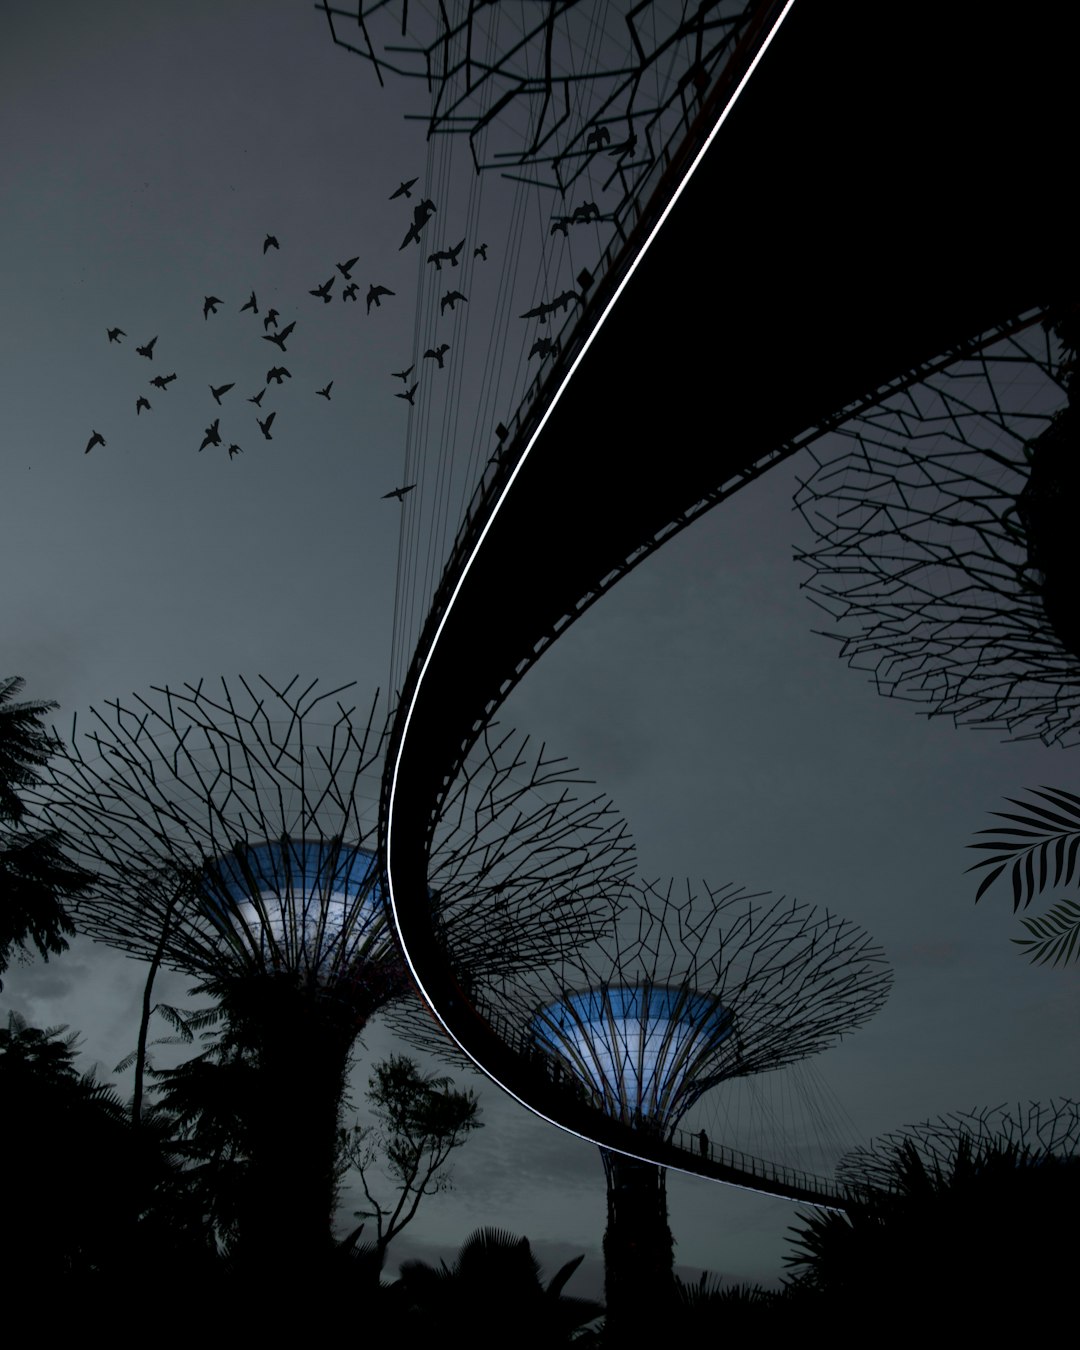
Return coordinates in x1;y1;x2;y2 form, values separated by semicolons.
382;2;1075;1202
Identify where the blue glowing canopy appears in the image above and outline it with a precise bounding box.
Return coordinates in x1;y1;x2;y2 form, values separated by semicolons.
201;838;391;979
531;983;734;1131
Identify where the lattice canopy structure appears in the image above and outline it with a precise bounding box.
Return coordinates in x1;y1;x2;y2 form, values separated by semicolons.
836;1099;1080;1195
794;307;1080;746
322;1;778;189
29;675;634;1006
516;877;892;1136
531;983;732;1130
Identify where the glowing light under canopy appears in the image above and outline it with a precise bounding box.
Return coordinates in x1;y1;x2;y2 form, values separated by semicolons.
530;984;734;1132
202;838;391;980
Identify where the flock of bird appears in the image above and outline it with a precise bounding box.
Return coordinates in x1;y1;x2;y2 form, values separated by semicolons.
87;168;609;499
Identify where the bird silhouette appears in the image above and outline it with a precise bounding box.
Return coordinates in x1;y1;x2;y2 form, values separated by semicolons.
241;291;258;314
549;217;571;237
383;483;416;502
264;309;280;331
203;295;223;319
585;125;611;150
199;419;222;452
150;373;177;389
107;327;126;343
266;366;291;385
398;199;436;249
336;256;359;280
440;290;467;315
247;388;267;406
427;238;465;270
395;383;418;405
474;243;488;261
227;444;242;460
263;234;279;253
367;284;394;313
392;366;414;383
263;321;296;352
84;430;105;454
135;396;152;414
257;412;276;439
390;178;418;200
342;282;358;302
554;288;580;312
309;276;334;303
316;381;333;400
572;200;601;223
529;337;558;359
136;336;158;359
210;382;235;405
423;343;450;369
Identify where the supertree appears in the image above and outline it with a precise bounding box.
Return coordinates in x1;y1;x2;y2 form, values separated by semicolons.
29;675;634;1270
793;305;1080;746
483;875;892;1335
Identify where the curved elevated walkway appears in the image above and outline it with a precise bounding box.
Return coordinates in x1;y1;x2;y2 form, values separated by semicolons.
381;2;1075;1203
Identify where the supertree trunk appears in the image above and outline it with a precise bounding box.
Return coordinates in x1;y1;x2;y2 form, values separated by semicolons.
600;1149;675;1338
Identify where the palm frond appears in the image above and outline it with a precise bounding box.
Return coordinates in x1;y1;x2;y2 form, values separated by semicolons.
1012;898;1080;966
966;786;1080;909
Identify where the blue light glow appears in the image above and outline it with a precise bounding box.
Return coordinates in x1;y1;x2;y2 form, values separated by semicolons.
531;984;734;1131
202;838;389;978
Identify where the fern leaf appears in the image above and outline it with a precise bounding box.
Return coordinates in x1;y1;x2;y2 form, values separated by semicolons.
1012;899;1080;967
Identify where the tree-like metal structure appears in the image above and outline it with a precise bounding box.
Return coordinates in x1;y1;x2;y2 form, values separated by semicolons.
322;1;780;190
836;1098;1080;1195
29;674;633;1269
793;306;1080;746
492;875;891;1335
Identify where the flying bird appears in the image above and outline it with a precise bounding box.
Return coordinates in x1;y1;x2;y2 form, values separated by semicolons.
440;290;467;315
199;419;222;452
247;388;267;406
241;291;258;314
309;276;334;303
257;412;276;439
572;200;601;223
392;366;414;383
263;234;279;253
316;381;333;400
367;284;394;313
227;444;242;460
549;217;571;237
135;396;151;414
84;430;105;454
383;483;416;502
263;320;296;352
529;337;558;359
342;282;358;302
427;238;465;270
266;366;291;385
473;243;488;261
423;343;450;369
203;295;223;319
150;373;177;389
395;383;418;405
336;256;359;280
390;178;418;200
398;198;436;249
210;382;235;404
264;309;280;331
107;327;125;343
136;336;158;359
585;125;610;150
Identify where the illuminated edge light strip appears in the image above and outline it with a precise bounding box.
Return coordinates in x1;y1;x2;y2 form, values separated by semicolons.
385;1;837;1207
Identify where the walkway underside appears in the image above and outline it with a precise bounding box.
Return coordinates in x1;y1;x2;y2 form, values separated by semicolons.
383;2;1075;1200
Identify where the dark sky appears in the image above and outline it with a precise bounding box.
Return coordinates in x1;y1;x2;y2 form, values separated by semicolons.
2;1;1075;1296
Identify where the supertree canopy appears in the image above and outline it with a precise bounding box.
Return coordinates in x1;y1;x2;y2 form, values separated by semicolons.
531;983;733;1131
31;674;633;1004
793;306;1080;746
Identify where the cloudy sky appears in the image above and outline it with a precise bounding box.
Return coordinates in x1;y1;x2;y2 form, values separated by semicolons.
2;1;1075;1297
